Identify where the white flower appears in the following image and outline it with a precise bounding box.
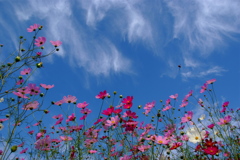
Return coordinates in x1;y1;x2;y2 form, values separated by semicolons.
0;123;4;131
186;127;206;143
199;114;205;120
0;97;3;103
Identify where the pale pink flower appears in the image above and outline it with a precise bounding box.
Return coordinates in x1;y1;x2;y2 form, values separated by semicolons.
27;83;40;95
106;116;119;128
40;84;54;90
60;136;73;141
162;105;172;111
144;101;155;114
180;101;188;108
52;114;63;119
217;115;232;125
20;68;31;75
138;145;151;152
169;93;178;99
63;95;77;103
206;79;216;84
155;136;169;144
80;108;92;115
77;101;89;109
27;24;40;32
181;111;193;123
35;37;46;47
50;40;62;47
166;98;171;105
22;101;39;110
88;150;97;154
200;83;208;93
54;100;65;106
35;136;51;150
120;155;132;160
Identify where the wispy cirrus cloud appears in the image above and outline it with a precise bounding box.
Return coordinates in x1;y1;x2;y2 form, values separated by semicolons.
166;0;240;54
182;66;227;79
8;0;133;76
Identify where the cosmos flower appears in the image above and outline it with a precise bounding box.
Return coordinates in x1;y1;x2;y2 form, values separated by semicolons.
34;37;46;47
186;127;206;143
50;40;62;47
27;24;40;32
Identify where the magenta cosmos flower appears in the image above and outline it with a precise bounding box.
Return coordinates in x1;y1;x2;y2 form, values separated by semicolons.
95;90;109;99
50;40;62;47
27;24;40;32
34;37;46;47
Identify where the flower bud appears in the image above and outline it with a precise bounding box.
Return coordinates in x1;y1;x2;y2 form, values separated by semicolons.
15;56;21;62
107;95;111;98
21;49;25;52
119;95;123;98
19;36;23;39
11;145;18;152
56;48;59;51
113;91;117;95
36;62;43;68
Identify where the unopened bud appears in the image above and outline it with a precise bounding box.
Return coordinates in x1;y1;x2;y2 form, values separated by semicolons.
11;145;18;152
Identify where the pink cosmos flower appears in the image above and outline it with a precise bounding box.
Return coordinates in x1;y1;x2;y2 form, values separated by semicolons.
27;83;40;95
52;114;63;119
200;83;208;93
138;145;151;152
13;91;28;98
155;136;169;144
66;113;76;122
35;136;51;150
79;115;87;120
170;142;182;150
102;107;114;116
63;95;77;103
181;111;193;123
180;101;188;108
16;79;24;85
36;52;42;56
0;118;8;123
220;107;227;113
50;40;62;47
88;150;97;154
54;117;64;125
162;105;172;111
20;68;31;75
122;110;138;119
206;79;216;84
27;24;40;32
80;108;92;115
93;118;106;125
22;101;39;110
166;99;171;105
20;148;28;154
28;130;34;135
222;101;229;107
95;90;109;99
169;93;178;100
60;136;73;141
54;100;65;106
207;124;215;129
77;101;89;109
106;116;119;128
144;101;155;114
122;96;134;109
18;142;24;147
217;115;232;125
120;155;133;160
34;37;46;47
40;84;54;90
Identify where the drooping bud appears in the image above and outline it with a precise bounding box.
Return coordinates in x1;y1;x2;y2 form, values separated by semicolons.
11;145;18;152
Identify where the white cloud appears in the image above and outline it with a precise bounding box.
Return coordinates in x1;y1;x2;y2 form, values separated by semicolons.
181;66;227;78
166;0;240;54
9;0;133;76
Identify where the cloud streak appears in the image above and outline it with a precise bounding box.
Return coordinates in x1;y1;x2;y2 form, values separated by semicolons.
166;0;240;54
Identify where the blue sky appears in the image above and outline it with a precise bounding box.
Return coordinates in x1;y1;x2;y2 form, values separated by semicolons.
0;0;240;128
